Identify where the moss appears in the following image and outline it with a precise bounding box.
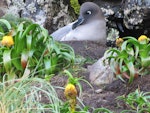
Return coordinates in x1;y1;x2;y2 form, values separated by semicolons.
70;0;80;14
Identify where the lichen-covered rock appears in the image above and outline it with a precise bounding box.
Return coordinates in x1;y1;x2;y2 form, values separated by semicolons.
3;0;76;34
93;0;122;43
93;0;150;41
123;0;150;30
44;0;76;34
5;0;47;25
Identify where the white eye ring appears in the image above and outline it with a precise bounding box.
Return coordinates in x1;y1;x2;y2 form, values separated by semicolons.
86;11;92;15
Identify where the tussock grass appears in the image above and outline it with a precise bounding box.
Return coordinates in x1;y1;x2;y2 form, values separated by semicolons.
0;78;62;113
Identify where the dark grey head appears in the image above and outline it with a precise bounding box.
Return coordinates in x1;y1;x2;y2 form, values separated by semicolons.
72;2;104;29
80;2;104;21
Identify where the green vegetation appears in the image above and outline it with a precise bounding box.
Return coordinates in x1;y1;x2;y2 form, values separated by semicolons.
0;78;62;113
70;0;80;14
105;36;150;83
0;15;150;113
118;89;150;113
0;75;112;113
0;16;75;81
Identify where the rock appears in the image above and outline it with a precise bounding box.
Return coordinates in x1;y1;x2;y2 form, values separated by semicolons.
5;0;47;25
0;0;7;17
95;89;103;93
94;0;150;40
88;54;115;85
44;0;76;34
1;0;150;39
123;0;150;30
1;0;76;34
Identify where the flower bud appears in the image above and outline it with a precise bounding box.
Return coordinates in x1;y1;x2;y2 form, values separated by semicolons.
138;35;149;44
1;35;14;47
116;38;123;47
64;83;77;99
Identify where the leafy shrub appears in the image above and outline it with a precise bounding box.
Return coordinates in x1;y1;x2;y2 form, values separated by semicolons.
0;17;75;81
105;36;150;83
118;89;150;113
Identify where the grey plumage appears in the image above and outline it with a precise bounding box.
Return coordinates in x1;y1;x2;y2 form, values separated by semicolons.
51;2;106;44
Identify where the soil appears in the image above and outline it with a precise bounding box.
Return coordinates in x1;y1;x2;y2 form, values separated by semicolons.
63;41;107;60
48;41;150;113
51;73;150;113
50;72;150;113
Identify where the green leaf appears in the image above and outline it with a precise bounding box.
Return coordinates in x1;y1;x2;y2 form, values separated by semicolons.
3;49;12;73
17;22;24;32
0;26;4;35
41;27;48;42
127;47;134;56
135;45;139;58
22;24;39;39
117;74;126;83
44;56;58;74
64;70;74;79
105;56;116;65
93;108;113;113
28;49;34;58
118;50;128;59
121;40;128;50
121;37;140;58
141;57;150;67
106;48;120;56
11;49;23;71
44;58;51;74
123;36;138;42
7;69;16;80
118;58;124;72
54;45;61;54
140;44;150;67
110;60;117;74
15;31;26;53
26;35;32;50
124;60;135;83
0;19;11;30
31;32;40;48
60;52;74;62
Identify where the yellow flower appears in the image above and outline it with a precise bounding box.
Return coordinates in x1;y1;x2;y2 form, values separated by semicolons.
64;83;77;99
116;38;124;47
1;35;14;47
138;35;148;42
64;83;77;113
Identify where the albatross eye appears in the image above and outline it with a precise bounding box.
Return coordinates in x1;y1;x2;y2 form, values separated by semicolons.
86;11;92;15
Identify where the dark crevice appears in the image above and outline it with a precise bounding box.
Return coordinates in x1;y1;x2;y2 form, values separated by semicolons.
18;10;22;18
